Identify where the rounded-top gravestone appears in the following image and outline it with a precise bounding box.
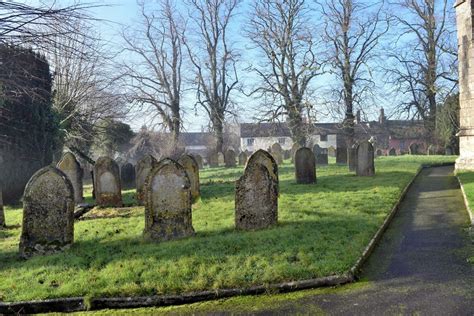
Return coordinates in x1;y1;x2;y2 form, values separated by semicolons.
94;157;123;207
57;152;84;204
121;162;136;189
235;152;278;230
19;166;74;258
295;147;316;184
224;149;236;168
144;158;195;241
178;154;200;203
356;141;375;176
238;151;248;165
136;154;158;205
271;143;284;164
290;143;301;162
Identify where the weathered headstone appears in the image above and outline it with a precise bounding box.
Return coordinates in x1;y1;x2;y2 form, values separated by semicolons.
336;146;348;164
295;147;316;184
178;154;200;203
290;143;301;163
356;141;375;176
376;149;383;157
246;149;279;193
445;146;453;155
144;158;195;241
283;150;291;160
328;146;336;157
208;151;219;167
57;152;84;204
313;145;328;166
235;156;278;230
388;148;396;156
409;143;420;155
94;157;123;207
194;155;204;169
0;187;5;228
348;144;358;172
238;151;248;165
19;166;74;258
224;149;237;167
136;155;158;204
120;162;136;189
271;143;284;164
217;152;225;166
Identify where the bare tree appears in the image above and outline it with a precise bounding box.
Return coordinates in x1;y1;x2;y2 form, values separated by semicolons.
247;0;322;146
184;0;240;153
320;0;388;147
120;0;184;148
386;0;457;137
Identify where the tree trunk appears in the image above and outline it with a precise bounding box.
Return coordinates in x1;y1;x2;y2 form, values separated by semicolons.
214;116;224;153
288;108;306;146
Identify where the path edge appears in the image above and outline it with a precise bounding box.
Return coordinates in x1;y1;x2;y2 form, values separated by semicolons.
456;175;474;225
0;163;451;314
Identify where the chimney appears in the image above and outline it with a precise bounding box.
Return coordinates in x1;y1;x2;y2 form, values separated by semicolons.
379;108;385;125
355;110;361;124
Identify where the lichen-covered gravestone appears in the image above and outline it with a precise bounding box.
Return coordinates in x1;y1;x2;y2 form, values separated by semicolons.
224;149;236;167
348;144;358;172
121;162;136;189
313;144;328;165
0;187;5;228
144;158;195;241
57;152;84;204
178;154;200;203
94;157;123;207
136;155;158;205
19;166;74;258
295;147;316;184
217;152;225;166
238;151;248;165
356;141;375;176
235;150;278;230
271;143;284;165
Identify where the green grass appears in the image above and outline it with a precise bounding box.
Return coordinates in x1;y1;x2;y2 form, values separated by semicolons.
455;171;474;265
0;156;456;303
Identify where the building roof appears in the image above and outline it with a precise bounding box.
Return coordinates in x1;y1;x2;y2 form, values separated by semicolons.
240;122;341;138
179;132;214;146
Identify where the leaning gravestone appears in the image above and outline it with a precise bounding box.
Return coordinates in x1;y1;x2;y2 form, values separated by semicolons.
136;154;158;205
0;187;5;228
313;144;328;166
217;152;225;166
271;143;284;165
224;149;237;167
235;153;278;230
238;151;248;165
121;162;136;189
336;146;348;164
94;157;123;207
194;155;204;169
178;154;200;203
19;166;74;258
144;158;195;241
356;141;375;176
348;144;358;172
57;152;84;204
295;147;316;184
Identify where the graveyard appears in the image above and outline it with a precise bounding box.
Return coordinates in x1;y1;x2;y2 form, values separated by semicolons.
0;155;457;303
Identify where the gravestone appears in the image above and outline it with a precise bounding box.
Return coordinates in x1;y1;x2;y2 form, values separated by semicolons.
336;146;348;164
224;149;237;167
356;141;375;176
409;143;421;155
246;149;279;193
120;162;136;189
295;147;316;184
376;149;383;157
290;143;301;163
144;158;195;241
19;166;74;258
208;151;219;167
238;151;248;165
446;146;453;155
283;150;291;160
136;155;158;204
389;148;396;156
328;146;336;157
194;155;204;169
271;143;284;165
178;154;200;203
217;152;225;166
0;187;5;228
348;144;358;172
57;152;84;204
313;144;328;166
94;157;123;207
235;158;278;231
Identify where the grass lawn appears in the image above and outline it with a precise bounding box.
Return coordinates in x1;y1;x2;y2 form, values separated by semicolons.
0;156;456;303
455;171;474;265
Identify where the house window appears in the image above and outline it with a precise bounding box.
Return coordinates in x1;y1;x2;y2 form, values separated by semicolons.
320;134;328;141
247;138;255;146
278;137;286;145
